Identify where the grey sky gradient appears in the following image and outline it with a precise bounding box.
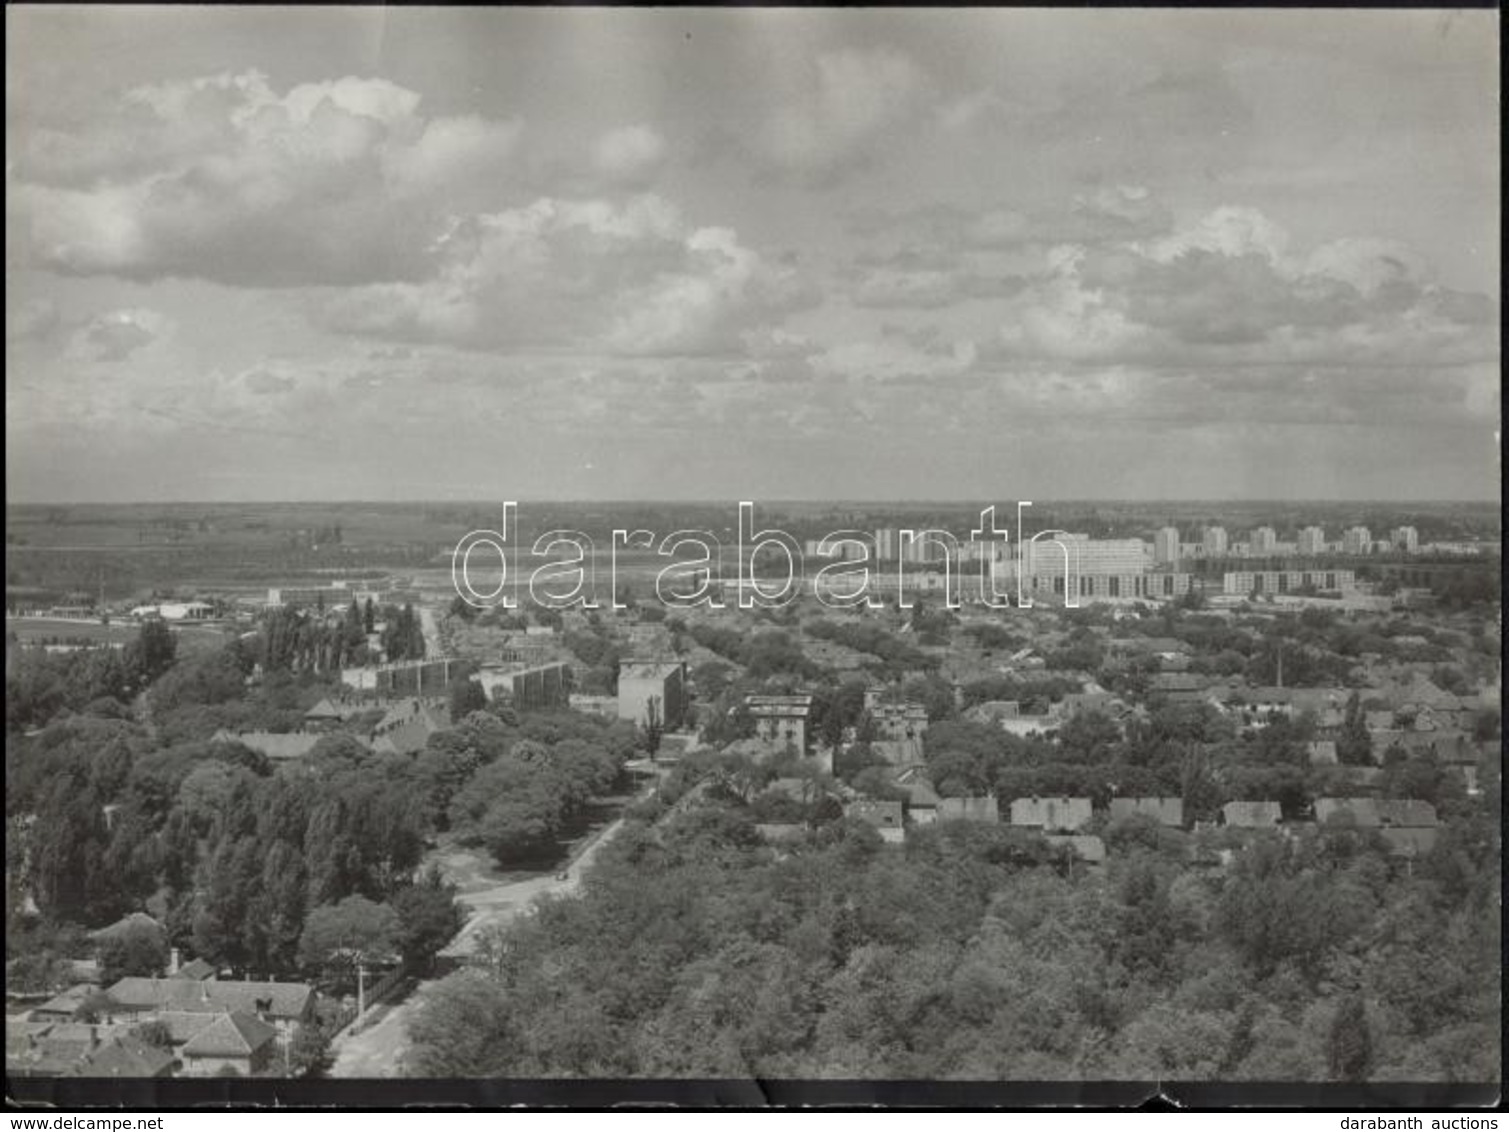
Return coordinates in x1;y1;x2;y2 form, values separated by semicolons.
5;7;1500;502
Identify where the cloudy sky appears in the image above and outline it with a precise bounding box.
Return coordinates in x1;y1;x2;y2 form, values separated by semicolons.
5;7;1500;502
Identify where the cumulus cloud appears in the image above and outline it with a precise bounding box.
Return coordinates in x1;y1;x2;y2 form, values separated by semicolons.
755;47;929;183
8;71;525;286
323;194;814;356
993;207;1497;367
71;309;173;362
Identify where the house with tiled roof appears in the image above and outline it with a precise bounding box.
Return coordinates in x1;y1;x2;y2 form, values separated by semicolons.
1221;800;1282;829
938;795;1000;823
103;977;315;1046
303;698;351;729
1314;796;1441;858
1008;795;1092;832
77;1035;177;1078
1109;796;1184;828
29;983;98;1022
171;957;217;982
895;776;941;824
844;799;905;843
179;1012;278;1077
211;729;339;762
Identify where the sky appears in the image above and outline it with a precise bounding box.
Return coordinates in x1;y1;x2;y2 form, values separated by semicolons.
4;7;1500;503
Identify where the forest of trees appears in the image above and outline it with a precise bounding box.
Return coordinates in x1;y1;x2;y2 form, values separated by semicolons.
406;771;1500;1081
5;619;643;1001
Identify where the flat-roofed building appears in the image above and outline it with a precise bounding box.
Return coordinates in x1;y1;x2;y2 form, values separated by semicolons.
1249;527;1278;556
1153;527;1180;565
1342;526;1372;556
617;660;686;731
1297;526;1327;556
477;661;572;711
1222;570;1355;595
1390;526;1419;554
745;694;812;754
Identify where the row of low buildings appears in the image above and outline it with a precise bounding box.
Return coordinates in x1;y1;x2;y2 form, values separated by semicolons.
836;787;1445;862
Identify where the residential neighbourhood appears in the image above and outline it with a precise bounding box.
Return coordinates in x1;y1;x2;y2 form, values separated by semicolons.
4;3;1499;1106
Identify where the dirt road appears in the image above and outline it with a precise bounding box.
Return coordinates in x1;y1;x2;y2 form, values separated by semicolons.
328;808;637;1077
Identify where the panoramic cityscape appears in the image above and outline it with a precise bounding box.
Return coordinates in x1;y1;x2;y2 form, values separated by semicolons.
4;6;1500;1107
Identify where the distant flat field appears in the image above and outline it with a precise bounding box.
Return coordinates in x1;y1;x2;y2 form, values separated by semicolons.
5;617;228;646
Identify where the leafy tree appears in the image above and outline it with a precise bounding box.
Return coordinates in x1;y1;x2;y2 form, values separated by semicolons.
406;972;524;1076
642;695;664;760
298;895;400;990
123;619;177;692
288;1020;333;1078
1326;994;1373;1080
391;865;466;973
1336;690;1372;766
449;678;488;723
97;919;170;984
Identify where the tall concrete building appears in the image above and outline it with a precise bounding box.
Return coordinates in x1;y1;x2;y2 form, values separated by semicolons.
874;527;897;562
617;660;686;731
1343;526;1373;556
1153;527;1181;565
1201;526;1228;557
1249;527;1278;556
1297;526;1327;556
1391;526;1419;553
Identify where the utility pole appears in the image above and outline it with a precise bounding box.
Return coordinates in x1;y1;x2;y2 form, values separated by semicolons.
357;961;366;1026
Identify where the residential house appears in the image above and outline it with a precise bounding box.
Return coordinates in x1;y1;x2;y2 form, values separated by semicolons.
1108;796;1184;828
171;957;217;982
30;984;98;1023
103;978;315;1047
212;730;329;763
1008;795;1093;832
745;694;812;755
844;799;905;843
179;1012;278;1077
938;796;1000;823
867;701;930;742
369;698;448;756
1046;834;1107;865
1060;691;1118;717
897;777;941;825
1221;800;1282;828
754;823;807;845
1314;797;1441;857
965;700;1059;737
302;698;348;730
1306;740;1339;765
77;1035;177;1078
